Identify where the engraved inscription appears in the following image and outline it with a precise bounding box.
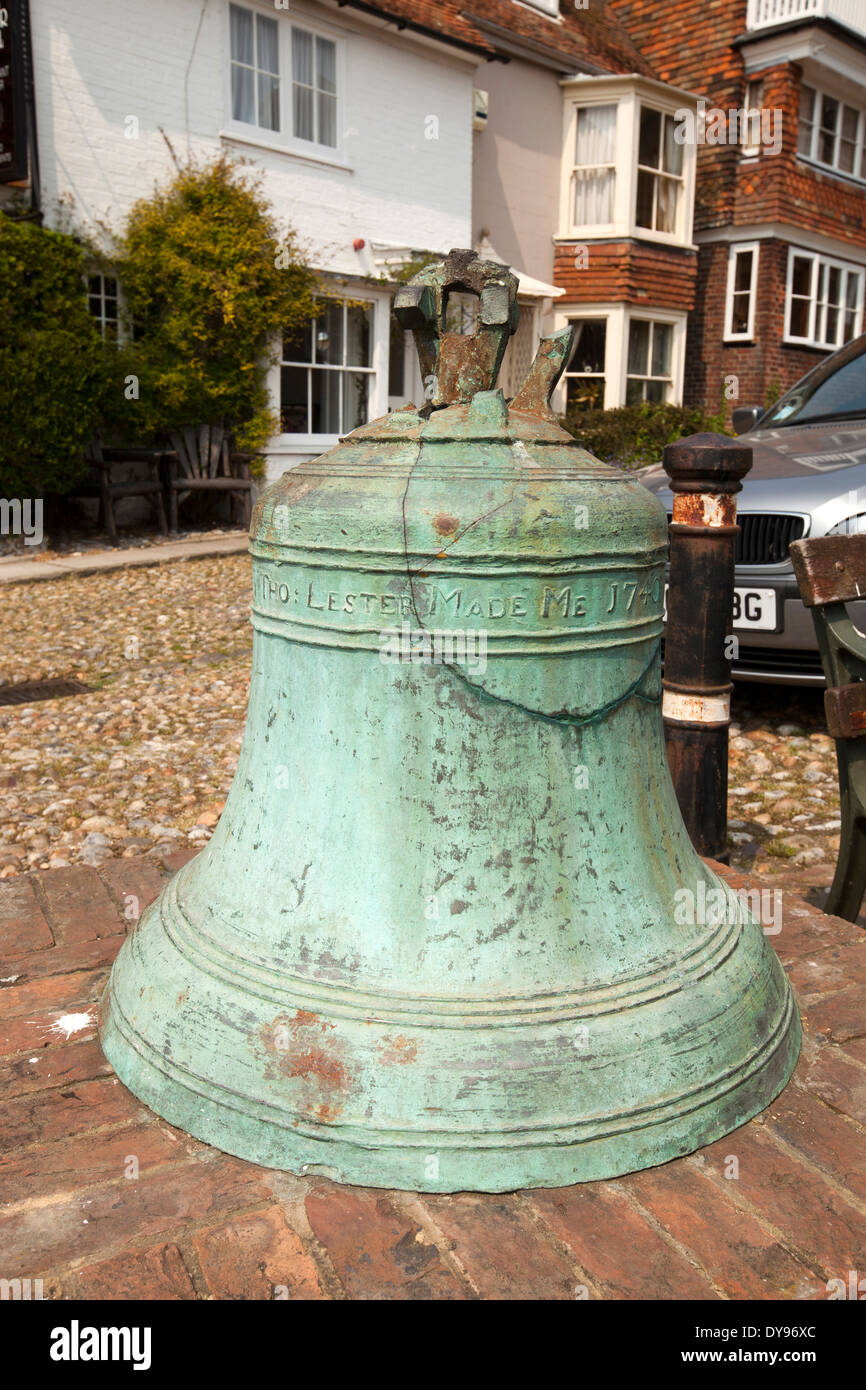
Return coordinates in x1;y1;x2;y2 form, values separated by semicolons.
256;568;664;626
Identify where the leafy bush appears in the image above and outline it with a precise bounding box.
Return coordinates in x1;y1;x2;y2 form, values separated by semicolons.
111;153;318;461
0;218;110;495
561;401;726;472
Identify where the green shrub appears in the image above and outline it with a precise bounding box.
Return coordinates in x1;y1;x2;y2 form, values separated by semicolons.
111;153;318;462
0;218;110;495
561;401;726;472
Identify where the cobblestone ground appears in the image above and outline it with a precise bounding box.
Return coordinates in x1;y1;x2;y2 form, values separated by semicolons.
0;555;847;918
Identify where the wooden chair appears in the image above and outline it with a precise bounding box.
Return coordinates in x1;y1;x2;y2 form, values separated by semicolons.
163;424;254;532
790;534;866;924
68;441;169;546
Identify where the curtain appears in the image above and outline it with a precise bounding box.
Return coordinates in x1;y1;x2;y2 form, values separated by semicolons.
574;104;616;225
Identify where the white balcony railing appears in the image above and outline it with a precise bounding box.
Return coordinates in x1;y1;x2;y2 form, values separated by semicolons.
747;0;866;37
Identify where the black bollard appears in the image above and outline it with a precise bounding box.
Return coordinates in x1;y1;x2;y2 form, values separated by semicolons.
662;432;753;862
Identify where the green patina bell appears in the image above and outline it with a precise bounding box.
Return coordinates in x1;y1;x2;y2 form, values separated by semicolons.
100;250;800;1192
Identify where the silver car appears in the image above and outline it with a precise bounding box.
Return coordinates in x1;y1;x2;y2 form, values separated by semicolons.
641;334;866;685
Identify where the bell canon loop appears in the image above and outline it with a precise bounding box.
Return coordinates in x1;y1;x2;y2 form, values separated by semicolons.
100;250;800;1192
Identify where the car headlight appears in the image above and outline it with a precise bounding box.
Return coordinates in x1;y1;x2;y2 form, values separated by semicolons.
827;514;866;536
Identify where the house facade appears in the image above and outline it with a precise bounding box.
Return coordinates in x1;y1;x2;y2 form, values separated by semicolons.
3;0;703;488
611;0;866;416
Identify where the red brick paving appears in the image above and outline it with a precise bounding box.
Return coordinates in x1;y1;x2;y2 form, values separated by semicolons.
1;852;864;1300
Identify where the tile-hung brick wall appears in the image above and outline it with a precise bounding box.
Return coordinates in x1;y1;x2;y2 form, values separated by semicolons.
611;0;866;416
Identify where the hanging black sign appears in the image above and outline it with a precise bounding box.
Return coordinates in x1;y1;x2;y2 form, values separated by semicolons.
0;1;28;184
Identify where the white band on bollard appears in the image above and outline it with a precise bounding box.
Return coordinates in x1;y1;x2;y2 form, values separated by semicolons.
662;690;731;724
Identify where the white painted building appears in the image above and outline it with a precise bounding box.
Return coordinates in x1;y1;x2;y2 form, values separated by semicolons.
27;0;478;480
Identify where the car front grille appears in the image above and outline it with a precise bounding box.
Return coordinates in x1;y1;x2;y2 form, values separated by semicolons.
732;645;824;678
736;513;806;566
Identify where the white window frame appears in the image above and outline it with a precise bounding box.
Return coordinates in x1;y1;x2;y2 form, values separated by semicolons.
559;78;697;249
274;286;390;451
553;303;687;411
625;316;677;405
784;247;865;350
724;242;760;341
85;271;121;342
633;105;686;238
797;81;866;184
742;79;764;159
225;2;346;162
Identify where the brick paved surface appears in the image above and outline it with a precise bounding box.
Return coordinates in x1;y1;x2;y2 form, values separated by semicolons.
1;852;864;1301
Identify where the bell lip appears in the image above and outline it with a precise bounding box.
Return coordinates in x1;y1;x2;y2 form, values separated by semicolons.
98;970;801;1194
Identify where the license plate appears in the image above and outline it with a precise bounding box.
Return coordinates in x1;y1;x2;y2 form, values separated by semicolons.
663;586;777;631
732;588;777;630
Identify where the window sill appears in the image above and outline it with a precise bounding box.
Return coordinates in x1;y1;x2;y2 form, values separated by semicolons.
795;154;866;191
555;229;697;252
220;128;354;174
723;334;757;344
782;337;836;352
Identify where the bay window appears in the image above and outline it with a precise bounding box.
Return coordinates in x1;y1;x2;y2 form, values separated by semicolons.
228;4;340;152
786;250;864;349
281;299;374;437
798;82;866;181
560;78;695;244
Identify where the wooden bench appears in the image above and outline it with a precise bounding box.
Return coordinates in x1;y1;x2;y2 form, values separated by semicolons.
163;425;254;533
67;443;170;546
790;533;866;923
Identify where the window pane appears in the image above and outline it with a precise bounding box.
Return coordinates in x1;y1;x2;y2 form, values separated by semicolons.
656;176;678;232
731;292;750;335
232;65;255;124
575;103;616;166
789;296;810;338
230;4;253;64
827;266;842;306
566;377;605;411
258;73;279;131
570;320;606;374
574;167;614;224
346;303;372;366
104;276;117;297
651;323;672;377
792;256;812;297
797;84;814;156
343;373;369;432
840;106;858;172
734;249;753;294
292;28;313;85
826;304;839;343
294;84;314;141
318;91;337;147
820;94;838;163
626;378;645;406
645;378;665;403
662;114;683;175
311;368;341;433
635;169;655;228
389;326;406;397
281;367;309;433
317;37;337;95
844;308;858;340
638;107;662;168
316;301;343;364
283;319;313;363
628;320;650;375
846;272;859;310
257;15;279;74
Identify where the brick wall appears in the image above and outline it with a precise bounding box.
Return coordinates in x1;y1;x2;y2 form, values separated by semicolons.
686;240;828;418
554;240;697;311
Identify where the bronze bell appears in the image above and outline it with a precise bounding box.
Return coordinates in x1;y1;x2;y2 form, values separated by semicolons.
100;250;800;1192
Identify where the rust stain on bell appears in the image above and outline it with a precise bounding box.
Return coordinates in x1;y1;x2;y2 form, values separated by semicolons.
100;249;800;1192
